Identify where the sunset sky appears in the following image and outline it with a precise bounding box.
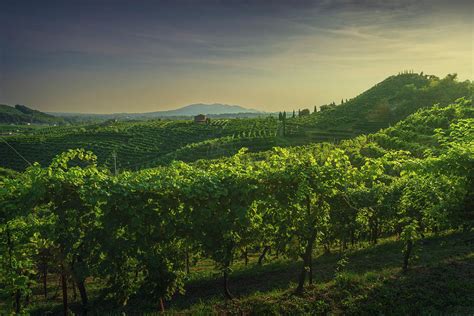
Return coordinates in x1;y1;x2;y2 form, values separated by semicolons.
1;0;472;114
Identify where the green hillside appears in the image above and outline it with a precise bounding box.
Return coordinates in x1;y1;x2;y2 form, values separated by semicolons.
0;73;471;172
286;73;472;136
1;97;472;315
0;117;278;170
0;104;65;125
191;97;473;169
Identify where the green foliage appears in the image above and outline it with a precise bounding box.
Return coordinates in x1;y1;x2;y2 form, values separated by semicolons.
2;73;470;172
299;108;310;117
0;167;18;180
0;85;472;313
183;231;473;315
0;116;279;171
287;73;472;137
0;104;65;125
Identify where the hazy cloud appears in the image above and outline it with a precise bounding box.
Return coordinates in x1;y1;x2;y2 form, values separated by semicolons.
0;0;472;112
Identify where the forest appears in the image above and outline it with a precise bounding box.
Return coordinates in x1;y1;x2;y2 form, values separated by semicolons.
0;74;473;314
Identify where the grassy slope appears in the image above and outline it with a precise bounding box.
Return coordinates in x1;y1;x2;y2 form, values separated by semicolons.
212;231;474;315
203;231;473;315
0;104;64;125
286;73;472;136
27;231;474;315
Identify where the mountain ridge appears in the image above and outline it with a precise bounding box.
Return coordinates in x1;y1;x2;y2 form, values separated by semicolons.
48;103;263;119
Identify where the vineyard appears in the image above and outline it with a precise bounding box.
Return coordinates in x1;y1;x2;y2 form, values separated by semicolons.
1;74;471;173
0;117;279;171
3;0;474;309
1;96;473;314
284;73;472;136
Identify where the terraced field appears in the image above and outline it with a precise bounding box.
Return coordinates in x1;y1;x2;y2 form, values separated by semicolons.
0;116;365;171
1;73;470;171
0;118;281;171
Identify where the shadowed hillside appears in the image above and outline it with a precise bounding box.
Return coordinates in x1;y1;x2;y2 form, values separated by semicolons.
0;104;65;125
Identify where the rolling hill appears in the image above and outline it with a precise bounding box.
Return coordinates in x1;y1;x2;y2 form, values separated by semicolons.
50;103;263;121
146;103;261;116
0;73;471;171
0;104;65;125
286;72;472;136
7;92;473;316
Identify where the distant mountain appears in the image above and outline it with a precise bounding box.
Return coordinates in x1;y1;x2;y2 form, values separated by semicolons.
0;104;65;125
147;103;261;117
50;103;263;121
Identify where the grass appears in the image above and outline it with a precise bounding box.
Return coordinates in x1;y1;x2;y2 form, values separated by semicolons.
25;230;474;315
180;232;474;315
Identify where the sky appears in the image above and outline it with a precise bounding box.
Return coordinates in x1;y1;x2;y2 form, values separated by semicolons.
0;0;472;114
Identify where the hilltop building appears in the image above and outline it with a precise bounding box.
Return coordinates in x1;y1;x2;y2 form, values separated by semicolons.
194;114;207;123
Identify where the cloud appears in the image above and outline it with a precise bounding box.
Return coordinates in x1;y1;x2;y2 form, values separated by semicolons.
1;0;472;112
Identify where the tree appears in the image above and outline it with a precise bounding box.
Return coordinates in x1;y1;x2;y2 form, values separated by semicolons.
320;104;330;112
299;109;310;117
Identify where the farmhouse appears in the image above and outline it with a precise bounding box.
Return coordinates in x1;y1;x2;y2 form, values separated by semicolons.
194;114;207;123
